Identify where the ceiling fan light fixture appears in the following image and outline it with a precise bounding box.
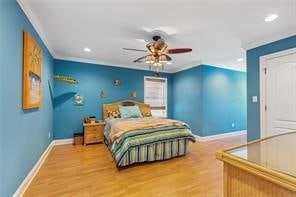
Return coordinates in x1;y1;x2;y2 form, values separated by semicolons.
158;54;168;63
126;35;192;73
146;43;156;53
160;45;168;53
145;55;155;64
153;62;162;67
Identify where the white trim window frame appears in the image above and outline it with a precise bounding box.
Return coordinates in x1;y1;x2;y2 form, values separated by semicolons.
144;76;168;118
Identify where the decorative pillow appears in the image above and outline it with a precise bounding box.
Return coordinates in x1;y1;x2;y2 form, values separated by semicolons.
107;110;121;119
119;106;143;119
141;107;152;117
142;111;152;117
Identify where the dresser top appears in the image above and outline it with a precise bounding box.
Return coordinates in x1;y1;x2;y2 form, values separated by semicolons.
83;122;105;127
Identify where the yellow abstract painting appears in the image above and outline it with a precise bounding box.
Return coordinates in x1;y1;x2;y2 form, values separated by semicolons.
23;32;42;109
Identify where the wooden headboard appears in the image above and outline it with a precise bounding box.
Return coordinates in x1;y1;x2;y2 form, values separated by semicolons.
103;100;151;120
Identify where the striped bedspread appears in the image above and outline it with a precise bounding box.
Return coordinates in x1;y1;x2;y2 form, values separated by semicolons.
104;118;196;167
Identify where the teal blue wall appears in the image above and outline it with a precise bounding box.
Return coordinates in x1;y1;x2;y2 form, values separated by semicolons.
0;0;54;196
0;8;4;194
247;35;296;141
53;59;173;139
0;1;5;195
173;65;247;136
173;66;203;135
201;66;246;136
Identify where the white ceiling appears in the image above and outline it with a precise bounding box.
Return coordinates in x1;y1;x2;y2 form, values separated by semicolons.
18;0;296;73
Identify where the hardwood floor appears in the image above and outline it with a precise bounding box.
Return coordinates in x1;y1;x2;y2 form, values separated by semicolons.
25;134;246;197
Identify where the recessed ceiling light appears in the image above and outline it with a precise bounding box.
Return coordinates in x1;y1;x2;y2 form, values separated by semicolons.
83;47;91;52
167;62;172;65
237;58;244;62
264;14;279;22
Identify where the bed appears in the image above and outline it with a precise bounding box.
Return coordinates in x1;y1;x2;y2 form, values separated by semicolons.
103;100;196;167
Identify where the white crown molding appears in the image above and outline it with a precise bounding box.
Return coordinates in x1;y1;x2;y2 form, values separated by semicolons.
17;0;56;57
242;30;296;50
55;56;246;73
173;62;246;73
54;55;174;73
206;64;246;72
194;130;247;142
172;61;203;73
13;138;73;196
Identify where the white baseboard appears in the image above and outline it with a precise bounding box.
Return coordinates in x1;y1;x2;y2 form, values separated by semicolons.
194;130;247;142
13;141;54;197
13;138;73;197
52;138;73;145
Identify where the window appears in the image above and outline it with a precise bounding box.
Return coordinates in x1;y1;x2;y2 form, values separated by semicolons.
144;76;167;117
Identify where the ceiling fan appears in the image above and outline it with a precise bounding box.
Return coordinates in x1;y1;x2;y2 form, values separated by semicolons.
123;35;192;73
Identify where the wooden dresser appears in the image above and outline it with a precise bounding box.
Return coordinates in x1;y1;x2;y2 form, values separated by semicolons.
83;122;105;145
216;132;296;197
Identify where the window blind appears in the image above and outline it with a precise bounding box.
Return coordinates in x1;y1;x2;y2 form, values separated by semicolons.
144;77;167;117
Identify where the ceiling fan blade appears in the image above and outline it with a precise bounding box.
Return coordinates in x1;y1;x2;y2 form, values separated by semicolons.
167;48;192;54
123;48;147;52
133;55;148;63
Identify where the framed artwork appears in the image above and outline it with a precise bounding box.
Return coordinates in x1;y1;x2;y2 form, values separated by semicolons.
23;31;42;109
74;94;84;106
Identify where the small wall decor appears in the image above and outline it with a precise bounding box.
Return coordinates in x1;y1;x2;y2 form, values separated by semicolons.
53;75;78;84
74;94;84;105
131;91;137;98
114;79;121;86
101;91;107;98
23;31;42;109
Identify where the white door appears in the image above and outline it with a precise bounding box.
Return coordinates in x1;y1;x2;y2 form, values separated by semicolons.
263;50;296;137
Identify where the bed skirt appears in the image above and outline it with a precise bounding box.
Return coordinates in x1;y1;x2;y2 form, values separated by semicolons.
117;138;190;167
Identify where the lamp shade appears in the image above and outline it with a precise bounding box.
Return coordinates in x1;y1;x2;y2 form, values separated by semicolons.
153;62;162;67
158;54;168;63
145;55;155;64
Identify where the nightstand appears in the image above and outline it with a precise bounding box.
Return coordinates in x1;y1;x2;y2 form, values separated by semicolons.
83;122;105;145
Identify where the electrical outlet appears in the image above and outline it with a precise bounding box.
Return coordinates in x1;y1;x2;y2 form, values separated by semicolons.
48;132;51;139
231;123;235;128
